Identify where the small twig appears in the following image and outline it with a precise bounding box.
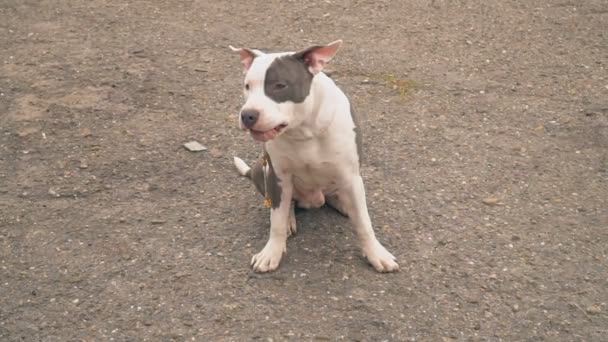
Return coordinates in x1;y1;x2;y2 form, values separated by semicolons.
571;302;592;321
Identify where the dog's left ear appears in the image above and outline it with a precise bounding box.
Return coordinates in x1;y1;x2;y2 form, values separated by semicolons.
294;40;343;75
229;45;262;74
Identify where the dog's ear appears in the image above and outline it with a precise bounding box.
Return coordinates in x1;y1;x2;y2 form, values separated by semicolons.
229;46;261;74
294;40;343;74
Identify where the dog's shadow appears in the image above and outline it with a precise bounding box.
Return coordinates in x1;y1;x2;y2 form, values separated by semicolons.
287;205;363;264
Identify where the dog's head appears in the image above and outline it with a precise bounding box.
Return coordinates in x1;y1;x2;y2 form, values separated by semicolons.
230;40;342;142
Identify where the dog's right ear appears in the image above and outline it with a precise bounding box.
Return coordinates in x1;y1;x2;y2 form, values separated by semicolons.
229;46;261;74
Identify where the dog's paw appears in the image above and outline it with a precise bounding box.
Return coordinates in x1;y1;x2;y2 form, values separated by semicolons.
363;241;399;273
251;240;286;272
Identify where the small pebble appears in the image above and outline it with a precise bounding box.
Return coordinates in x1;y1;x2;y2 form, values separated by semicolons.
586;304;601;315
482;197;499;205
80;128;92;137
183;141;207;152
209;148;222;158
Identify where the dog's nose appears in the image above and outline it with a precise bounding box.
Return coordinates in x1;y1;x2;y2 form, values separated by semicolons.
240;109;259;129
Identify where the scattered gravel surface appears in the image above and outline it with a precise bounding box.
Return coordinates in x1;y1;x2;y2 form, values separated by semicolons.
1;0;607;340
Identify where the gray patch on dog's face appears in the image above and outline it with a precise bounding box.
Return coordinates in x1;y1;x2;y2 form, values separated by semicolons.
264;55;313;103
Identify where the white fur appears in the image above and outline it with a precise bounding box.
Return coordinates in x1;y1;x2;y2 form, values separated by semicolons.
233;157;250;176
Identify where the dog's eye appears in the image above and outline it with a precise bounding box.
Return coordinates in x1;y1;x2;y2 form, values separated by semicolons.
274;83;287;90
244;84;250;91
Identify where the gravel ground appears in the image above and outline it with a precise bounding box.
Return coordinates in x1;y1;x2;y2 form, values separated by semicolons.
1;0;607;341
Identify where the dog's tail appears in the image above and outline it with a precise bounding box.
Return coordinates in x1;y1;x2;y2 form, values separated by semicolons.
233;156;252;178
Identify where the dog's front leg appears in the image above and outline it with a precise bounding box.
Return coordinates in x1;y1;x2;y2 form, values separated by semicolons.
343;175;399;273
251;177;293;272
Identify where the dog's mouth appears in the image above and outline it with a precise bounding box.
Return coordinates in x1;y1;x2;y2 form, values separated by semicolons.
249;124;288;142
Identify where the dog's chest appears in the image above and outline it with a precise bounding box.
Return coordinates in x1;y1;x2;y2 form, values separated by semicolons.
291;160;338;191
271;142;347;192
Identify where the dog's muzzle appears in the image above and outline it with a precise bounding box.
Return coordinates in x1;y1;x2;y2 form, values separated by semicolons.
240;109;260;129
239;109;287;142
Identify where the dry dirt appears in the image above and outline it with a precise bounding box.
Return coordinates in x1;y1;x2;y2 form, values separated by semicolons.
1;0;607;341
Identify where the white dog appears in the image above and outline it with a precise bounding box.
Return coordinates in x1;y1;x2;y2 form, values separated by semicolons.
232;40;398;273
